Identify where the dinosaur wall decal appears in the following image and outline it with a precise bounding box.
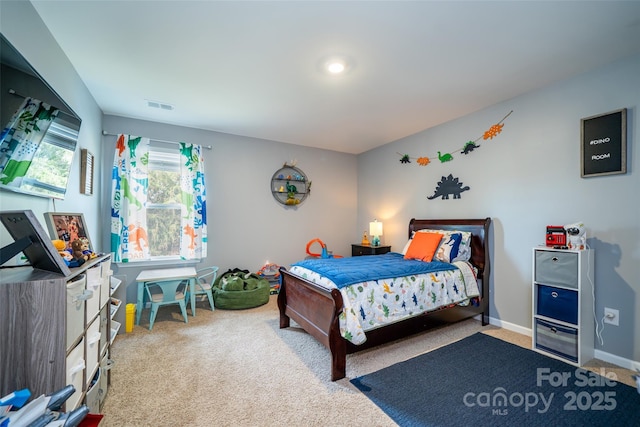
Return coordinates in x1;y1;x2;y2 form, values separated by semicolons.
427;174;470;200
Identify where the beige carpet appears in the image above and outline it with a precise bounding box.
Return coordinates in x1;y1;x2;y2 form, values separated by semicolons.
101;295;636;426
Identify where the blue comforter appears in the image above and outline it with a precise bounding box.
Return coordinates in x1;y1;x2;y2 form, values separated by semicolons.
292;252;458;289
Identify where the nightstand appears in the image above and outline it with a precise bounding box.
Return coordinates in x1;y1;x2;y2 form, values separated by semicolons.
351;244;391;256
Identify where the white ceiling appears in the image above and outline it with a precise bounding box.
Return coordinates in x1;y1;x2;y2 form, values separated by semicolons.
31;1;640;154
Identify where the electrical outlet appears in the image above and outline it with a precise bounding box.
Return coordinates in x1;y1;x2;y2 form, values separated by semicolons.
604;307;619;326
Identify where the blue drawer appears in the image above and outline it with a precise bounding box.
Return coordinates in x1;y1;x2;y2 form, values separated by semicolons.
537;285;578;324
535;318;578;363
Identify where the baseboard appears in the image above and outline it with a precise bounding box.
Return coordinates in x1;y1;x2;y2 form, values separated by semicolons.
484;316;640;372
594;349;640;372
487;315;532;337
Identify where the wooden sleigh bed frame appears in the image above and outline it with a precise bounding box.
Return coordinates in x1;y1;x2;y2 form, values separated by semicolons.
277;218;491;381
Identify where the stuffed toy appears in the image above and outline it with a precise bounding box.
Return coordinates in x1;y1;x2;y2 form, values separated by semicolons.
212;268;270;309
220;275;245;291
79;237;96;259
52;239;73;265
71;239;88;265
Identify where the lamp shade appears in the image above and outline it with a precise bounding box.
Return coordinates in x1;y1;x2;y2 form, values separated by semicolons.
369;220;383;237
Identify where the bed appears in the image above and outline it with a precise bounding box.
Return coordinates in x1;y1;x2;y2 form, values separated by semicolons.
277;218;491;381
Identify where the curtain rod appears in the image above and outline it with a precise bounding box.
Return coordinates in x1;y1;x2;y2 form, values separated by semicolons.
8;89;77;119
102;130;212;150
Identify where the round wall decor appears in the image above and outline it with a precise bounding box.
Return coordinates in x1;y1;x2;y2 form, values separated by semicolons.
271;164;310;206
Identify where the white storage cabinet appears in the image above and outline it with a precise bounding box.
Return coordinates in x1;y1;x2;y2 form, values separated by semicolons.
532;247;594;365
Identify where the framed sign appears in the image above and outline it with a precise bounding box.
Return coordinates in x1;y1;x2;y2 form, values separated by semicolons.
580;108;627;177
44;212;93;252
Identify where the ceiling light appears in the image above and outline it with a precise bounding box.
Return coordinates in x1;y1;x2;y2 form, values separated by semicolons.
327;61;345;74
318;54;353;76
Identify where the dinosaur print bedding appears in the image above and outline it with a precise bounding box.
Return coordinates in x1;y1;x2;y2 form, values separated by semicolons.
288;257;479;345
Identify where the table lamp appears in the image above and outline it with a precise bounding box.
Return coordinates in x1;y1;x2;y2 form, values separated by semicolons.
369;220;383;246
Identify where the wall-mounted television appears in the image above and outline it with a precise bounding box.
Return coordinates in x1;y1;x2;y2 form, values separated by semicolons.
0;34;82;200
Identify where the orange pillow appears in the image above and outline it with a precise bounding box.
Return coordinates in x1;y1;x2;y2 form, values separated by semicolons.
403;232;444;262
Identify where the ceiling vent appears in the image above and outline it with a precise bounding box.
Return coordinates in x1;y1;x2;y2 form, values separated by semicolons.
146;100;174;111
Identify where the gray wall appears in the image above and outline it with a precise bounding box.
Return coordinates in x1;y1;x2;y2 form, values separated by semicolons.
0;1;103;246
3;0;637;368
357;54;640;365
101;115;357;303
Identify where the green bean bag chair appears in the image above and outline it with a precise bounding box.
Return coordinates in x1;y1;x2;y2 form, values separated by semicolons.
212;268;270;309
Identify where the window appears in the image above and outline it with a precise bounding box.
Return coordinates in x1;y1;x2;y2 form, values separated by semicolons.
146;148;182;258
110;134;207;263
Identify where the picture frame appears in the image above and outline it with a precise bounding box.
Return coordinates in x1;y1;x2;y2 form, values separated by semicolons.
580;108;627;178
80;149;94;195
44;212;93;252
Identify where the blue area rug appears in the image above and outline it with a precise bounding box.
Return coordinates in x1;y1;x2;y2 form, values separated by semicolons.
351;333;638;426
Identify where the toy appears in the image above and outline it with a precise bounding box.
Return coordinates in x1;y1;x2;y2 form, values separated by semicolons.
256;262;282;295
52;239;73;265
564;221;586;250
361;231;370;245
212;268;270;309
545;225;566;247
305;238;342;259
71;239;88;264
285;181;300;205
257;263;280;280
79;237;96;259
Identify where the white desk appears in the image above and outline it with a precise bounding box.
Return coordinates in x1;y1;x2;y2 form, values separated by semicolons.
135;267;197;325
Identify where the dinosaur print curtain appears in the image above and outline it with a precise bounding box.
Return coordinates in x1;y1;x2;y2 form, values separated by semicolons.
110;134;150;262
178;142;207;260
110;134;207;262
0;97;59;187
